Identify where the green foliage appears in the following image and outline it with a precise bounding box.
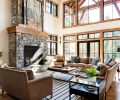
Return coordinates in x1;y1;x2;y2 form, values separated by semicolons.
0;52;3;58
40;58;48;65
85;67;97;77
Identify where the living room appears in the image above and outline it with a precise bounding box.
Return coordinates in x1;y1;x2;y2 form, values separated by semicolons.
0;0;120;100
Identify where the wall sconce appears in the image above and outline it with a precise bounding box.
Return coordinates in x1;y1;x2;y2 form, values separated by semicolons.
59;36;62;44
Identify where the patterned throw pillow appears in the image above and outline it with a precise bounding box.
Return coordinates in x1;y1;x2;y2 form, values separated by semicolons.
99;64;110;77
71;56;80;63
91;58;100;65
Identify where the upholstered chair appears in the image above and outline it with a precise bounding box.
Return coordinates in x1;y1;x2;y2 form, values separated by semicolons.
0;67;53;100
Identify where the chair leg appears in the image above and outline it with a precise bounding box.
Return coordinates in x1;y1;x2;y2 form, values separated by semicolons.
105;92;107;100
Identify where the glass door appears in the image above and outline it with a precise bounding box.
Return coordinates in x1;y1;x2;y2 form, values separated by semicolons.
90;41;100;58
78;41;100;58
78;42;88;57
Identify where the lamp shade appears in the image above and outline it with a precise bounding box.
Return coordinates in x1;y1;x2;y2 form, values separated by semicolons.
117;47;120;52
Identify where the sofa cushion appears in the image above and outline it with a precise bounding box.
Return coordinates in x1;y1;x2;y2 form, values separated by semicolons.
99;64;110;77
80;57;89;64
56;55;64;62
71;56;80;63
91;58;100;65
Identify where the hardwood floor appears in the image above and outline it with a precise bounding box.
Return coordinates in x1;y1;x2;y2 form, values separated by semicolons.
0;81;120;100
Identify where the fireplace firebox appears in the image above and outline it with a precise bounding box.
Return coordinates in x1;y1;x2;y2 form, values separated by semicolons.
24;46;43;67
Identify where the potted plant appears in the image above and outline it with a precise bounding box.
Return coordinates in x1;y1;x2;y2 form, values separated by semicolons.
40;58;48;65
85;67;98;82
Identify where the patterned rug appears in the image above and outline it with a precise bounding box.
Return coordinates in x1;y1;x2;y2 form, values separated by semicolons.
42;71;81;100
43;79;80;100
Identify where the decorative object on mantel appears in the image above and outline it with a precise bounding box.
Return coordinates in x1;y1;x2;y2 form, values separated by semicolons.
0;51;3;64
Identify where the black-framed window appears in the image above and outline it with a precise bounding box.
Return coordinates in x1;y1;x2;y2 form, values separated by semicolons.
47;35;57;56
46;0;58;16
78;41;100;58
104;39;120;62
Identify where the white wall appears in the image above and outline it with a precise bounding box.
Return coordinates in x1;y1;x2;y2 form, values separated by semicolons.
57;0;120;55
0;0;11;63
44;0;60;34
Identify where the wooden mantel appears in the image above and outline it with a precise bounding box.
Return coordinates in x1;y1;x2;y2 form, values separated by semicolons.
7;26;48;36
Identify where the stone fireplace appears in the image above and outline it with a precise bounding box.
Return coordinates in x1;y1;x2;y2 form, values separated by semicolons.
7;26;48;68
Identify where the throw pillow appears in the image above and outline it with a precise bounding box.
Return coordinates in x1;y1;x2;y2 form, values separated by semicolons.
99;64;110;77
105;58;112;65
56;55;64;62
91;58;100;65
71;56;80;63
107;60;116;68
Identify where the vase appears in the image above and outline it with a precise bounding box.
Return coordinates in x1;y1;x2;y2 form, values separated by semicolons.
0;59;3;65
89;76;96;83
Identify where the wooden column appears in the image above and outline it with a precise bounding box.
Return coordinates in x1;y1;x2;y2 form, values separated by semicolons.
100;31;103;63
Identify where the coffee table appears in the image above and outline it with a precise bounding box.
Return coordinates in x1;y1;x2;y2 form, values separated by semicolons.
69;76;106;100
48;66;80;74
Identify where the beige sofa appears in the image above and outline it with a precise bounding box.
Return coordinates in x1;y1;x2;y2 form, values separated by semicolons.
67;57;93;71
105;63;118;92
0;67;53;100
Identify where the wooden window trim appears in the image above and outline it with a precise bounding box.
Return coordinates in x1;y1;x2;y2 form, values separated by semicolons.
63;0;120;28
63;27;120;62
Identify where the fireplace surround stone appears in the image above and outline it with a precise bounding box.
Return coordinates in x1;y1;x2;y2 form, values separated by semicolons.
8;26;48;67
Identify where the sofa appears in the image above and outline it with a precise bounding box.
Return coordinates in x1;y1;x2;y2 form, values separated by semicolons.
66;57;93;71
0;67;53;100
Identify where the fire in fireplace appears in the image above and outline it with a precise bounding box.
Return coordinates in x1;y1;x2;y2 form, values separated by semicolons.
24;45;44;67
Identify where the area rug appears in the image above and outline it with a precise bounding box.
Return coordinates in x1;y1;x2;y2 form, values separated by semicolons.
43;79;80;100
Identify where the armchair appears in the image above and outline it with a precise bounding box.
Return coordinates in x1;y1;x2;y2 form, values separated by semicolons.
0;67;53;100
52;55;64;67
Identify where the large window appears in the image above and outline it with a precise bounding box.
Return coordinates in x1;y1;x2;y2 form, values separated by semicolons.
104;0;120;20
104;40;120;62
78;0;100;24
46;0;58;17
63;0;120;28
47;35;57;56
64;1;76;27
64;42;76;60
78;41;100;58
